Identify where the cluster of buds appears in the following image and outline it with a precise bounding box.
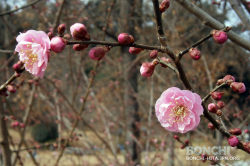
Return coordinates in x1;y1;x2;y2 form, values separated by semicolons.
13;61;24;77
208;103;222;116
159;0;170;13
89;46;110;61
218;75;246;93
140;59;159;77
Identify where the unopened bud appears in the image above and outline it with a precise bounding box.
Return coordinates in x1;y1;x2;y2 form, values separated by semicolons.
160;57;171;68
174;135;179;140
140;62;155;77
50;37;67;53
223;75;235;82
129;47;144;54
13;64;21;72
211;92;224;100
228;136;239;147
185;140;189;145
70;23;88;40
159;0;170;13
229;128;242;135
89;47;106;61
217;101;225;109
7;85;16;93
58;24;66;34
208;103;218;113
47;32;53;40
150;50;158;59
118;33;133;45
230;82;246;93
73;44;88;51
212;30;228;44
189;48;201;60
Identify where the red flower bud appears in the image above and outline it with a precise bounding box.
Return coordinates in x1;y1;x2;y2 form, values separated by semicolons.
73;44;88;51
118;33;133;45
212;30;228;44
208;103;218;113
50;37;67;53
228;136;239;147
189;48;201;60
58;24;66;34
140;62;155;77
174;135;179;140
185;140;189;145
129;47;144;54
7;85;16;93
245;129;249;133
89;47;106;61
208;122;215;130
230;82;246;93
217;101;225;109
180;144;186;149
70;23;88;40
47;32;53;40
12;64;21;72
211;92;224;100
229;128;242;135
150;50;158;59
160;57;171;68
223;75;235;82
159;0;170;13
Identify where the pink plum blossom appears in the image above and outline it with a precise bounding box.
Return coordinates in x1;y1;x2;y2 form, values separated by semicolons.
15;30;50;79
155;87;203;133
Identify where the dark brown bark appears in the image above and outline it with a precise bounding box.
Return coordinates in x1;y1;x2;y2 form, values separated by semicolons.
0;98;11;166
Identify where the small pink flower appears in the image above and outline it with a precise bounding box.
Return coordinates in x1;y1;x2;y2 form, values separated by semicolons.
70;23;88;40
212;30;228;44
230;82;246;93
228;136;239;147
140;62;155;77
155;87;203;133
89;47;106;60
15;30;50;78
129;47;143;54
50;37;67;53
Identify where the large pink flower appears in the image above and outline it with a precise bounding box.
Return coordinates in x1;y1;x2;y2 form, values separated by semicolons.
15;30;50;78
155;87;203;133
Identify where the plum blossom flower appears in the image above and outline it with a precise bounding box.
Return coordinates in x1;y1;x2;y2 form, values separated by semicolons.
155;87;203;133
15;30;50;78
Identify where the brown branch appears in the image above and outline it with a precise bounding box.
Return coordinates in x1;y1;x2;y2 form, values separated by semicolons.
52;0;65;35
0;0;42;16
0;98;11;166
175;0;250;51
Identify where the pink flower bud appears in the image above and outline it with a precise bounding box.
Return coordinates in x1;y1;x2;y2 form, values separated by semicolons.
217;101;225;109
50;37;67;53
189;48;201;60
212;30;228;44
185;140;189;145
159;0;170;13
244;142;250;153
89;47;106;61
20;123;25;128
73;44;88;51
208;122;215;130
211;92;224;100
208;103;218;113
118;33;133;45
58;24;66;34
17;61;24;68
7;85;16;93
12;64;21;72
228;136;239;147
47;32;53;40
150;50;158;59
140;62;155;77
223;75;235;82
180;144;185;149
160;57;171;68
230;82;246;93
245;129;249;133
14;121;19;127
174;135;179;140
129;47;143;54
70;23;88;40
229;128;242;135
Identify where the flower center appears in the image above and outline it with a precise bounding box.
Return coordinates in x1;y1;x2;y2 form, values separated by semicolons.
169;105;189;124
21;43;38;70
